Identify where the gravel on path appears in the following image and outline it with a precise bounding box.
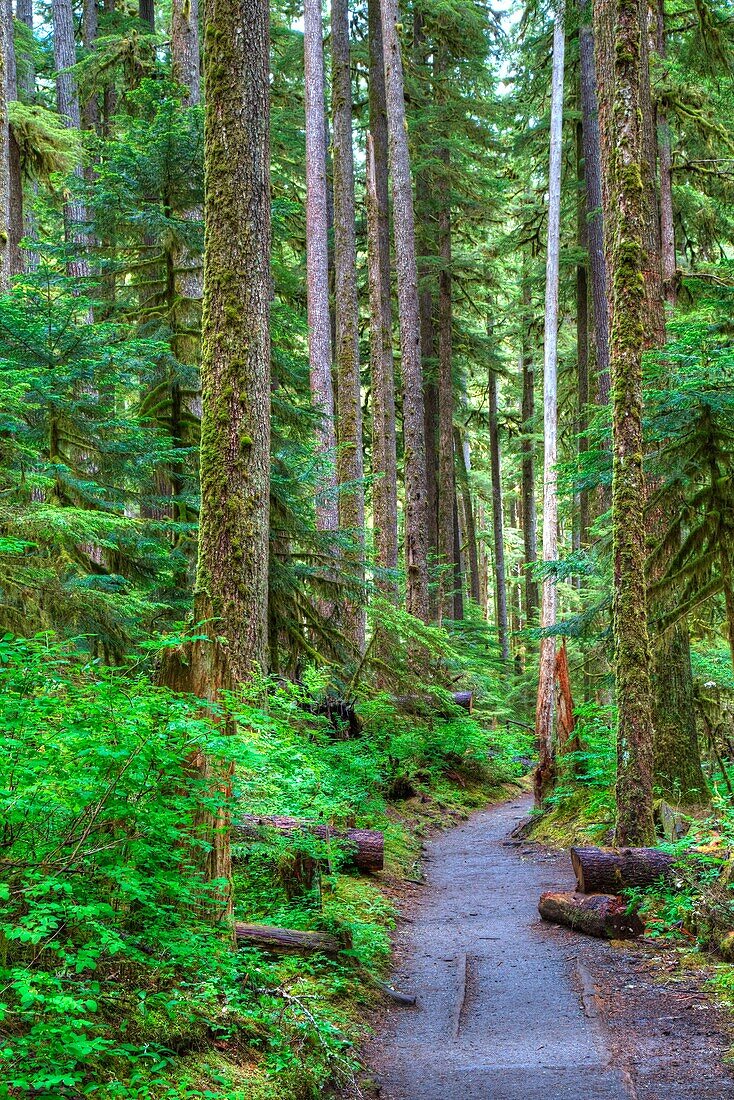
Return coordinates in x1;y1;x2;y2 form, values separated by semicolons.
365;793;733;1100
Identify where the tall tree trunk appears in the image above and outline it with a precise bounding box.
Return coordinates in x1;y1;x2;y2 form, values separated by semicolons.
520;267;539;625
162;0;271;910
366;0;398;599
139;0;155;31
534;0;565;806
172;0;200;103
413;10;438;568
380;0;429;622
16;0;38;270
654;0;675;305
304;0;338;532
576;120;590;557
332;0;365;652
82;0;100;131
652;621;708;805
437;143;455;622
489;368;510;662
102;0;117;133
594;0;656;845
5;0;22;277
0;0;10;289
53;0;91;281
578;0;610;404
452;485;464;620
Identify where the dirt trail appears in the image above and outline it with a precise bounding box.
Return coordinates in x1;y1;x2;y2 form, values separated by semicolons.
366;793;733;1100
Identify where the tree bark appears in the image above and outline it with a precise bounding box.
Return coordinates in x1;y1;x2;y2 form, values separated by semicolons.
571;846;674;893
535;0;565;805
594;0;656;846
0;0;9;290
488;368;509;662
380;0;429;623
575;119;590;567
172;0;200;103
161;0;271;912
520;266;539;625
455;431;480;606
53;0;91;281
437;142;455;623
652;621;709;805
139;0;155;32
539;891;644;938
304;0;338;532
332;0;365;652
578;0;610;404
367;0;398;602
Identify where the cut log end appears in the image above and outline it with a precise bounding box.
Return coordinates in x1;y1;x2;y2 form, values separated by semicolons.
538;891;644;939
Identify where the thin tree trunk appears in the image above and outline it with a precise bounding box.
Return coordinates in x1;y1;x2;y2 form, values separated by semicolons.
162;0;271;912
82;0;100;131
576;120;590;558
535;0;565;805
437;141;455;622
594;0;656;845
654;0;675;305
367;0;398;599
102;0;117;133
5;0;22;277
413;10;438;568
332;0;365;652
16;0;38;270
455;429;480;605
452;486;464;620
304;0;338;532
0;0;10;289
489;369;510;662
520;268;539;625
380;0;429;622
53;0;91;281
579;0;610;404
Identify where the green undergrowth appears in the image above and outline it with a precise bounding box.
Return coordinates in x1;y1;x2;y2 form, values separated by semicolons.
0;633;530;1099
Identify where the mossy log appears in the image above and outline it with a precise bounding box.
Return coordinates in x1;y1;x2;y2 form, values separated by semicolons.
235;923;343;954
233;815;384;871
571;846;674;894
538;891;644;939
390;691;474;716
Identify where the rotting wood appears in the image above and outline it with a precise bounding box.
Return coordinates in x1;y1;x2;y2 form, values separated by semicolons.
235;923;344;954
391;691;473;716
233;815;384;871
571;846;674;894
539;891;644;938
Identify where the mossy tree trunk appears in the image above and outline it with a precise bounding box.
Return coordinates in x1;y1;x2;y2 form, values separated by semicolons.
594;0;655;845
0;0;12;290
332;0;365;653
163;0;271;915
52;0;91;282
380;0;430;623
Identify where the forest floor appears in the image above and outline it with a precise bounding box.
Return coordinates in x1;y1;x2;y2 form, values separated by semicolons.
361;793;734;1100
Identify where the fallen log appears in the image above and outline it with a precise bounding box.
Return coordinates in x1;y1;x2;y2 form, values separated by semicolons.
235;923;343;955
390;691;473;716
538;891;644;939
571;846;674;894
233;815;384;872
